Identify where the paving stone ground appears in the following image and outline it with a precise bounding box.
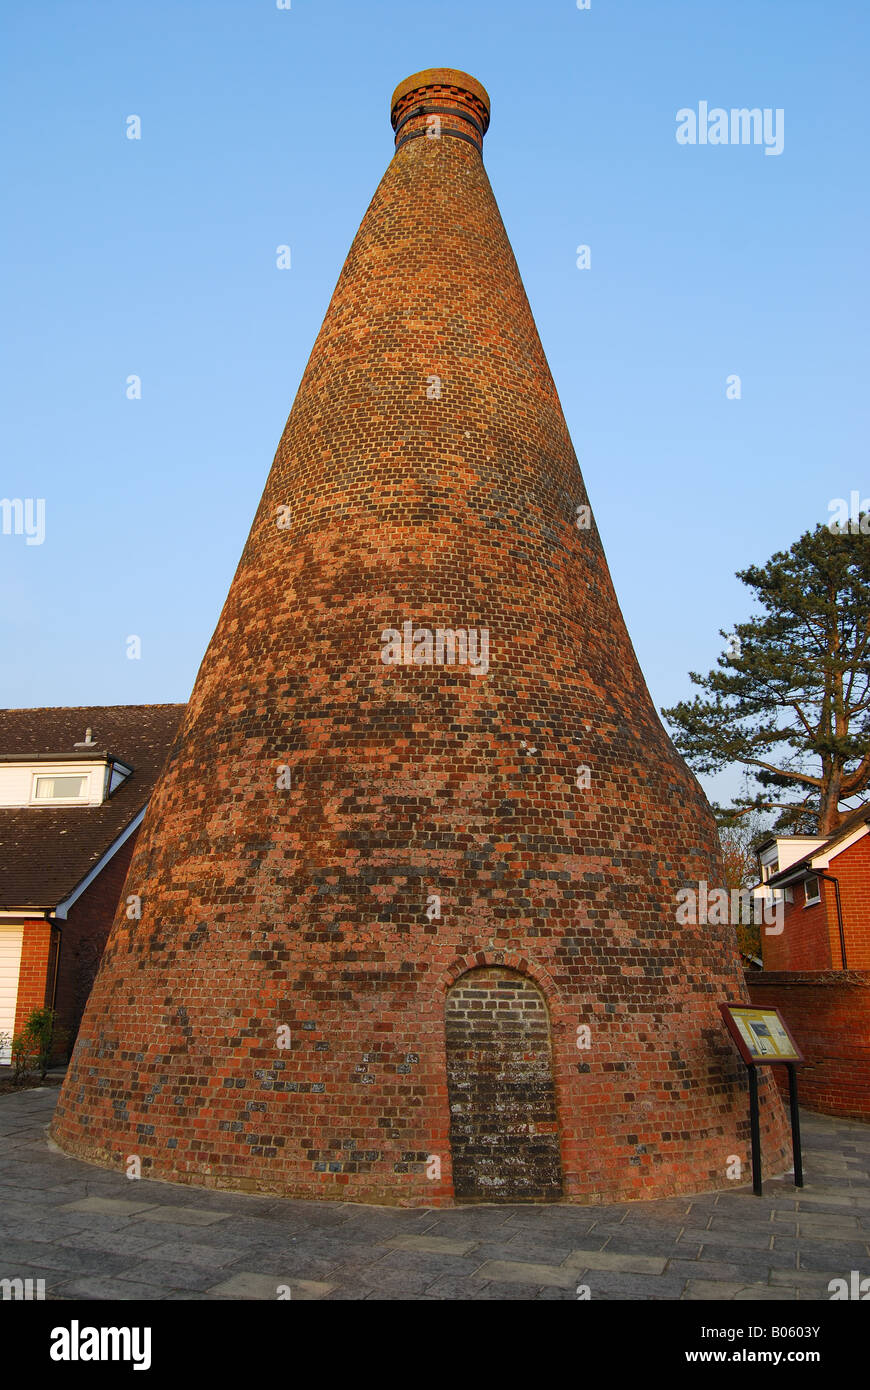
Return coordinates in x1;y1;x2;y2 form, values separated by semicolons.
0;1088;868;1301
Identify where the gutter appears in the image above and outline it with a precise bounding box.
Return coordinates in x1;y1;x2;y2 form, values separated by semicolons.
0;750;111;762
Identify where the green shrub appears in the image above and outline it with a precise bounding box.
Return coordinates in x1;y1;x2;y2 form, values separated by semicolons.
10;1008;68;1085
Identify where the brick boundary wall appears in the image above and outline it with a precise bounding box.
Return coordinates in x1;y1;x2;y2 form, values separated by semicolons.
745;970;870;1122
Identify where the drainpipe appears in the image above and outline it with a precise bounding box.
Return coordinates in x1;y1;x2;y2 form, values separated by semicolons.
814;871;847;969
45;918;65;1068
48;918;62;1009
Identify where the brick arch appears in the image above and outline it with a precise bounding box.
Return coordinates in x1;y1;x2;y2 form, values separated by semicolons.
441;951;563;1011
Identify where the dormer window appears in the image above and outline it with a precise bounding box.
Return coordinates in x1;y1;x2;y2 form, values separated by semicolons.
0;753;133;808
32;773;89;803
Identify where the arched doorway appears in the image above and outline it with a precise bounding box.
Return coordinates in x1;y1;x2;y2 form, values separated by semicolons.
445;966;563;1201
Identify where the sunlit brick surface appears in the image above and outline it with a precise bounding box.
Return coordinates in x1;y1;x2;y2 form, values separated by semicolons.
51;70;790;1203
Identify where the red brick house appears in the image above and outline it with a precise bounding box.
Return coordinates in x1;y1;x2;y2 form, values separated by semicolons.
747;805;870;1119
0;705;183;1061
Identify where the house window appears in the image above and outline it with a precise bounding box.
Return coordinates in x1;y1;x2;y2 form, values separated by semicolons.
32;774;88;802
804;876;821;906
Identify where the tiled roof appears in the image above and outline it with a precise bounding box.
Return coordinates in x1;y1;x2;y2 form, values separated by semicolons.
0;704;185;909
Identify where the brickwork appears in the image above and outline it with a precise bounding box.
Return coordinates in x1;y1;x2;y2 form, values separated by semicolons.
836;836;870;971
746;972;870;1121
52;69;790;1203
13;918;53;1034
52;832;139;1049
391;68;490;154
446;967;562;1201
762;891;834;972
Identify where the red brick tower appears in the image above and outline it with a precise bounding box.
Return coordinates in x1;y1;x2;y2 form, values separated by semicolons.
52;70;789;1203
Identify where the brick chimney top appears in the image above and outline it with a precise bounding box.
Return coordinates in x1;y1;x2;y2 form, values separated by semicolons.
390;68;491;153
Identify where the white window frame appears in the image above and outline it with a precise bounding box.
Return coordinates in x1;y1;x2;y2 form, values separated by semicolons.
29;771;91;805
804;876;821;906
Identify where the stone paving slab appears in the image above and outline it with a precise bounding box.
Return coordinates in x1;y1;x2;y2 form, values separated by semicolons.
797;1193;870;1210
352;1265;447;1296
232;1247;358;1279
796;1243;870;1270
58;1196;158;1217
111;1216;269;1248
676;1224;775;1251
600;1231;703;1258
140;1238;250;1267
136;1204;231;1227
383;1234;479;1256
697;1243;798;1273
364;1250;481;1280
51;1275;169;1300
472;1259;579;1289
706;1213;791;1234
665;1256;745;1281
0;1260;82;1290
48;1212;164;1237
0;1091;868;1300
115;1259;225;1293
422;1208;516;1232
463;1279;561;1300
491;1235;612;1262
565;1248;668;1274
0;1239;131;1277
207;1272;334;1299
769;1267;847;1290
683;1279;755;1300
577;1271;691;1300
415;1272;488;1299
734;1285;801;1300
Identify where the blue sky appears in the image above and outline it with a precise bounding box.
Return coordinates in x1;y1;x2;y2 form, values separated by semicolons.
2;0;866;808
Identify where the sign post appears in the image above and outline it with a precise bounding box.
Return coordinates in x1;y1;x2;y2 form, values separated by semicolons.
786;1062;803;1187
719;1004;805;1197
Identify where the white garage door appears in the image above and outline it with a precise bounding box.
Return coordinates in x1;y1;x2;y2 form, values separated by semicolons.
0;926;24;1064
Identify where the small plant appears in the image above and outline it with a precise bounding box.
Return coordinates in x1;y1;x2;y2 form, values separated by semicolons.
11;1030;39;1086
10;1009;68;1085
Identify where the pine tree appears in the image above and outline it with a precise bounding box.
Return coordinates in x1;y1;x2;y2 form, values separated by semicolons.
662;520;870;834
